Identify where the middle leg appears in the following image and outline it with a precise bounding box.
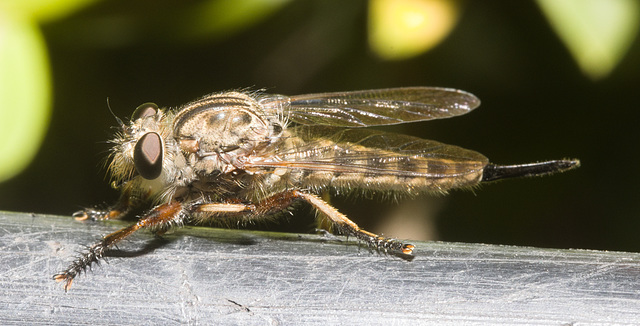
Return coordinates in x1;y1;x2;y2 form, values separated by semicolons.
55;200;187;291
194;190;415;257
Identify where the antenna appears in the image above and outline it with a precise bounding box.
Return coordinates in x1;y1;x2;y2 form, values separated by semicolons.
106;97;125;128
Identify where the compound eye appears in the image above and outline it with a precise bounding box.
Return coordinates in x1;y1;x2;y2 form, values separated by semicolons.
131;103;158;120
134;132;163;179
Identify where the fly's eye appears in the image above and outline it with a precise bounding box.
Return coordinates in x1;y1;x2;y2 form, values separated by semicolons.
134;132;163;179
131;103;158;120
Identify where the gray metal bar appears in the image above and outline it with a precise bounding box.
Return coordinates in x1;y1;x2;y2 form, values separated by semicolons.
1;211;639;325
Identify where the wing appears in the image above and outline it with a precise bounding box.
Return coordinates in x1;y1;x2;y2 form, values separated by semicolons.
259;87;480;127
248;126;488;181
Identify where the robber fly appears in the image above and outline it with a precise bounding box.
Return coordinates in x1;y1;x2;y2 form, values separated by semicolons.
54;87;579;291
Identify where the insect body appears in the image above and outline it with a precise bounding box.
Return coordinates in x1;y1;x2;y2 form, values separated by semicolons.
54;87;579;291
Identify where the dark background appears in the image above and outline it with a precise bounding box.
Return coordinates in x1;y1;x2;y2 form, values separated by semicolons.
1;1;638;252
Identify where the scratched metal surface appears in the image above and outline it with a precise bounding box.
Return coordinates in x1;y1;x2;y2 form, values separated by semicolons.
1;210;639;325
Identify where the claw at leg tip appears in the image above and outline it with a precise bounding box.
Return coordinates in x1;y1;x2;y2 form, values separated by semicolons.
402;244;415;255
64;280;73;292
73;211;89;221
53;273;74;291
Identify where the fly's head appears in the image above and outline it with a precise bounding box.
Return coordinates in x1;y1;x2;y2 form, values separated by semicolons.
106;91;285;202
108;102;186;201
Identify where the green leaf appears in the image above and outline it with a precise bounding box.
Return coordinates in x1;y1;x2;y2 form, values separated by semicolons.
368;0;460;60
537;0;640;80
0;0;99;22
0;15;51;182
181;0;291;40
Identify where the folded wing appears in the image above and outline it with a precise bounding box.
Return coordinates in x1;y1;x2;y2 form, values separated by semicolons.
249;126;488;183
259;87;480;127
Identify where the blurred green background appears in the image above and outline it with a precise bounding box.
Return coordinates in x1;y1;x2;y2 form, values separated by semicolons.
0;0;638;252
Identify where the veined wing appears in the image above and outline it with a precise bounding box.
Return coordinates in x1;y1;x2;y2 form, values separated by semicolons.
259;87;480;127
248;126;488;182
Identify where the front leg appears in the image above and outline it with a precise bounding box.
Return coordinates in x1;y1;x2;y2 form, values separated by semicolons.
73;186;141;221
55;199;258;291
54;201;185;291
